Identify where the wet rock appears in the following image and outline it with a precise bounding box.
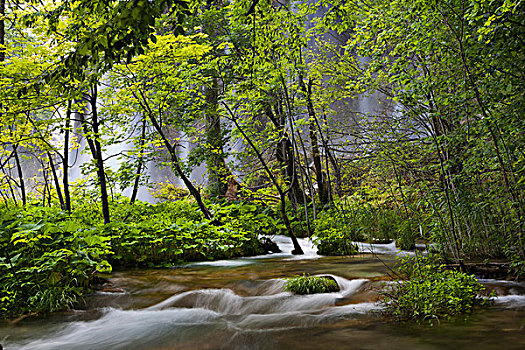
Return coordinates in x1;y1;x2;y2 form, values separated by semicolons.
260;237;281;253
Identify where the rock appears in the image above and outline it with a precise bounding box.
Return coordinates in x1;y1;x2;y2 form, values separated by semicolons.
285;275;340;294
260;237;281;253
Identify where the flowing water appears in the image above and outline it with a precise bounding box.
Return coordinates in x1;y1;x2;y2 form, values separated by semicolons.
1;236;524;350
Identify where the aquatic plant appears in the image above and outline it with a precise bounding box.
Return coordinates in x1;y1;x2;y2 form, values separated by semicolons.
284;274;340;294
381;255;491;325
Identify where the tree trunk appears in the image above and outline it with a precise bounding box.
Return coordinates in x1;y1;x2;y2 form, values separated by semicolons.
299;77;329;205
0;0;4;64
266;105;305;207
202;1;236;199
131;89;213;219
225;103;304;254
62;100;72;212
12;145;26;206
48;151;65;210
90;87;111;224
79;86;111;224
130;117;146;204
205;76;231;197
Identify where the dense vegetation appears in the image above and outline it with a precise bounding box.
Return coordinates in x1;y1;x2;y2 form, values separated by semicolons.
0;194;282;317
381;255;491;324
0;0;523;319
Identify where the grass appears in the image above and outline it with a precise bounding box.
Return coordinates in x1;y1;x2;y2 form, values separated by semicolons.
284;274;340;294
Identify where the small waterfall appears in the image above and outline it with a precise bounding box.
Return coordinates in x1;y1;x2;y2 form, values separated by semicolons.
8;276;378;350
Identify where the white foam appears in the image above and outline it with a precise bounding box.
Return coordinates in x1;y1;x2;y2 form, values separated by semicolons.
12;307;221;350
190;259;254;267
494;295;525;308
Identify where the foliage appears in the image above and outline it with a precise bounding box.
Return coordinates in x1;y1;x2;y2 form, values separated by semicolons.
0;207;111;318
213;201;286;237
381;255;491;325
0;197;279;318
284;274;340;295
312;187;430;254
150;182;190;201
319;0;525;268
105;200;269;266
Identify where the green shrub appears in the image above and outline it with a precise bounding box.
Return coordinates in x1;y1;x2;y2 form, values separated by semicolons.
315;233;360;256
0;198;279;317
313;204;362;255
381;255;491;325
0;213;111;318
284;274;340;294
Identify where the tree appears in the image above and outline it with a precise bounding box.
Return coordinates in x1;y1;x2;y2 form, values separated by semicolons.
104;33;214;219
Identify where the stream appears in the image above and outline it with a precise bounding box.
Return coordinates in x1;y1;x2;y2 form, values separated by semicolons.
1;236;524;350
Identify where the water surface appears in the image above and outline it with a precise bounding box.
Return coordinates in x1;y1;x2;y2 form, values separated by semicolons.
1;236;524;350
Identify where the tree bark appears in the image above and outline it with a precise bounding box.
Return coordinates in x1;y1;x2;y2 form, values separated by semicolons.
79;86;111;224
12;144;26;206
299;77;329;205
202;1;236;199
129;117;146;204
133;90;213;220
47;151;65;209
62;100;72;212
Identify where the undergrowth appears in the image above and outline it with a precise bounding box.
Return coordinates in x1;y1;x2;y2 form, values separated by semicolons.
380;255;492;325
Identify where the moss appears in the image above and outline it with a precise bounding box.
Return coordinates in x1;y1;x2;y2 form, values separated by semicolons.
284;274;340;294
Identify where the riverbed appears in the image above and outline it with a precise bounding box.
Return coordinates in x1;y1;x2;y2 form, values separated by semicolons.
1;236;524;350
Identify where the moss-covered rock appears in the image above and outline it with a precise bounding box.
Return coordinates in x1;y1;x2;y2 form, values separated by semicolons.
284;274;340;294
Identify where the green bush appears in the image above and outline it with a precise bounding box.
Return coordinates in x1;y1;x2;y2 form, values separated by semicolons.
311;195;429;254
0;198;280;318
284;274;340;294
381;255;491;325
315;233;360;256
0;212;111;318
313;204;362;255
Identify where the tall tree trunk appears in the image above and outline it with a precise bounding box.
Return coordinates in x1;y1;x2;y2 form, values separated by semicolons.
133;90;213;220
224;103;304;254
79;86;111;224
129;117;146;204
90;86;111;224
12;144;26;205
62;100;72;212
0;1;3;204
202;1;236;199
204;76;230;197
266;104;305;207
0;0;4;64
299;77;329;205
48;151;65;209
